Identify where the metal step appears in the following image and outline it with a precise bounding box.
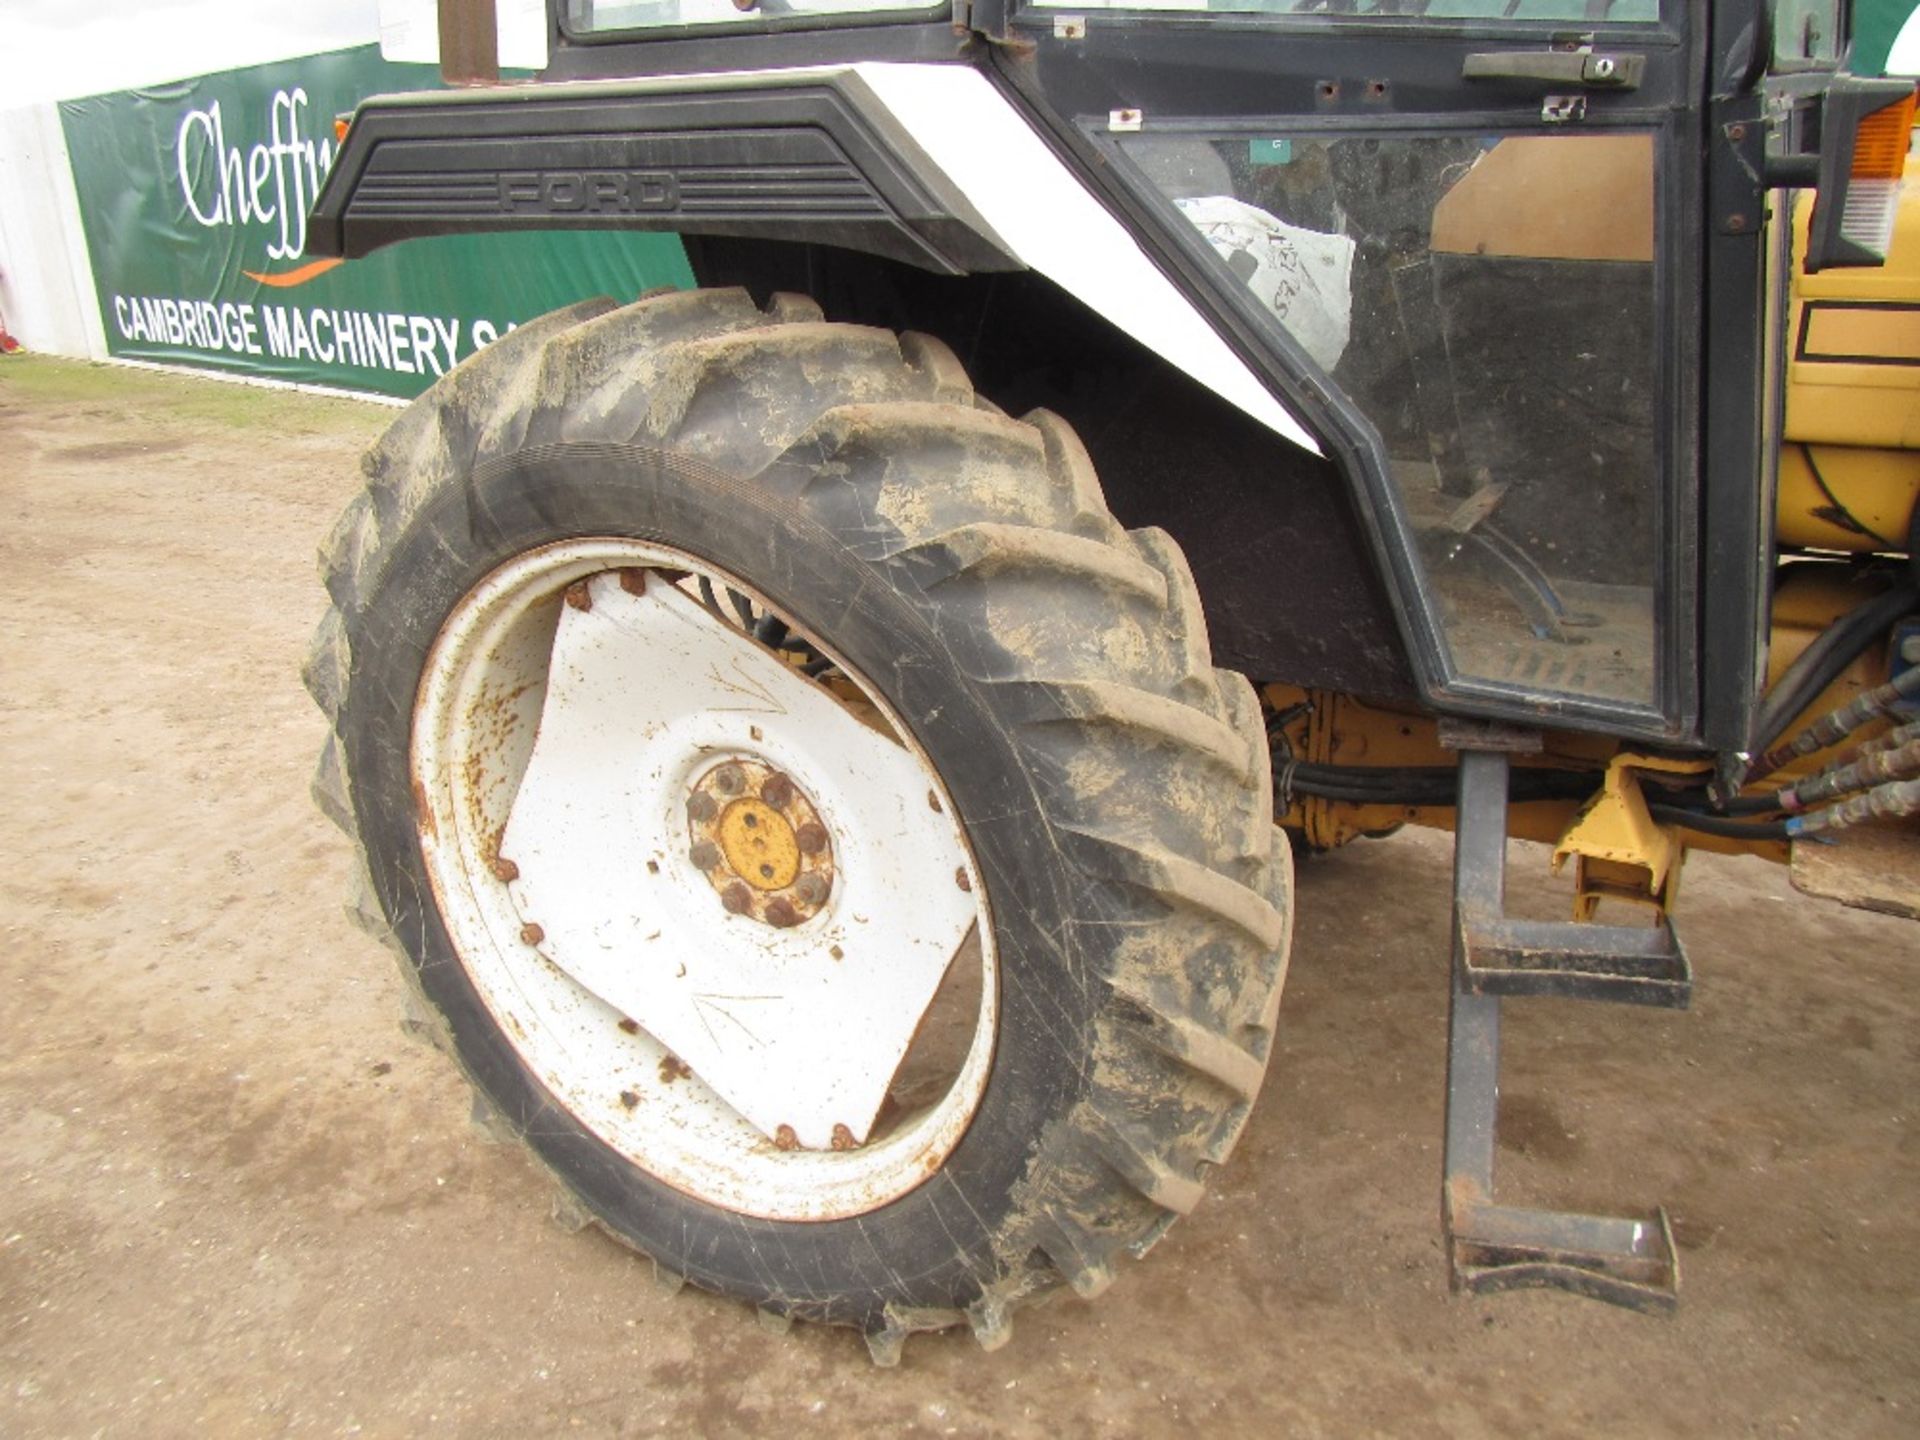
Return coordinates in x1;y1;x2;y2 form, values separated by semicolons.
1441;747;1683;1314
1459;914;1691;1008
1446;1196;1679;1315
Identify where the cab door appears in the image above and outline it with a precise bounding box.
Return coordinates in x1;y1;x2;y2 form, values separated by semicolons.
988;0;1765;745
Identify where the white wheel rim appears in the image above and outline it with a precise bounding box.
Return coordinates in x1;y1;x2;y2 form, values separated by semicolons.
411;539;998;1221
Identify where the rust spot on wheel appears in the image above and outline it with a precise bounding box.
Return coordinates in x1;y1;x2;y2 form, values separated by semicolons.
564;580;593;611
955;867;972;893
617;568;648;596
490;856;519;882
520;922;545;945
773;1125;799;1151
831;1124;857;1151
411;780;436;841
659;1054;692;1084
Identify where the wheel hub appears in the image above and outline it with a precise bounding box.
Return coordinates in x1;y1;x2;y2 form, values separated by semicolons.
688;760;834;925
469;564;982;1154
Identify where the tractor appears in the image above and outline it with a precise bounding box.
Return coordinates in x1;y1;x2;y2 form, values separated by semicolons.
302;0;1919;1362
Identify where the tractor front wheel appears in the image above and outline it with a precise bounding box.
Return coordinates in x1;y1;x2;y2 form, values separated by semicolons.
304;288;1292;1360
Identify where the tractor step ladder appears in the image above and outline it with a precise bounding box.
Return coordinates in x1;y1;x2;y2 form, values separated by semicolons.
1442;744;1687;1314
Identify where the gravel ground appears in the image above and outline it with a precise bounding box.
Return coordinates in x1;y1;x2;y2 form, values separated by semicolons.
1;355;1915;1439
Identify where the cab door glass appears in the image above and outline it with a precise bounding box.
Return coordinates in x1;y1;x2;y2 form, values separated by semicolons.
1125;131;1662;707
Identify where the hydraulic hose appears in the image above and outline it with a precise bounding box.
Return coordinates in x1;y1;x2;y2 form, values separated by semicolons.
1752;580;1917;756
1749;666;1920;782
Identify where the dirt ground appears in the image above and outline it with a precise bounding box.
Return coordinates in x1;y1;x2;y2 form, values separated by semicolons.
1;355;1915;1439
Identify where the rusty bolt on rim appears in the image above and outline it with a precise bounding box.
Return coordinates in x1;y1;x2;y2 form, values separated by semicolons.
955;867;972;893
617;567;648;596
831;1124;857;1151
520;921;545;945
564;580;593;611
773;1125;799;1151
490;856;520;882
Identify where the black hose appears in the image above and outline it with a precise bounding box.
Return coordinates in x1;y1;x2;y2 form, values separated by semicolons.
1285;763;1599;807
1291;761;1796;830
1716;792;1790;816
1644;777;1782;816
1646;804;1792;841
1755;579;1917;750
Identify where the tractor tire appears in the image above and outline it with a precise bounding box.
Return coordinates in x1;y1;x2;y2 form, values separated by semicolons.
304;288;1292;1362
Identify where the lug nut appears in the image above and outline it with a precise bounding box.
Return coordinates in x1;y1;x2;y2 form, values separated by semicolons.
687;792;717;824
795;822;827;855
490;856;520;882
793;872;828;906
761;774;794;809
713;765;744;796
689;841;722;871
765;897;799;928
520;922;545;944
721;882;753;915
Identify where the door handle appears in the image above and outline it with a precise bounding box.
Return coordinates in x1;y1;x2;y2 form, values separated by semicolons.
1462;50;1645;90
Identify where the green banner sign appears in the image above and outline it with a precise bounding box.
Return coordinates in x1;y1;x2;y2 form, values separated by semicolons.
59;46;694;399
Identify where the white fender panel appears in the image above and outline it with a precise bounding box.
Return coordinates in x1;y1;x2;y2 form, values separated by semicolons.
854;62;1323;456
